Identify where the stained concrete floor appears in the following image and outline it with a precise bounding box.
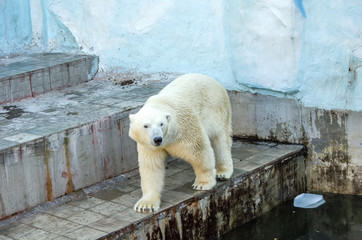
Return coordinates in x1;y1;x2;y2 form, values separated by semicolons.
0;141;304;240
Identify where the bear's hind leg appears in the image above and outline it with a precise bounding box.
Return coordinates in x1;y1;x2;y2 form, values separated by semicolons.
188;141;217;190
211;133;233;180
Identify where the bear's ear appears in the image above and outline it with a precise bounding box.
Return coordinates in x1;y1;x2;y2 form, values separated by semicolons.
165;113;172;122
129;114;135;122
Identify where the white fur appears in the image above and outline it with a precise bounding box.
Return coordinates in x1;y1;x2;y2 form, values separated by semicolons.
129;73;233;212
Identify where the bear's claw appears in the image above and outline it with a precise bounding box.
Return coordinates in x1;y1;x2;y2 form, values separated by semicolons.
192;182;214;191
216;174;227;181
192;184;203;190
216;169;233;180
134;199;160;213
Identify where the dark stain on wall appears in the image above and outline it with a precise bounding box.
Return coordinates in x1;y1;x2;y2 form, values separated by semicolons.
307;110;362;194
0;194;5;218
229;90;361;195
43;138;53;201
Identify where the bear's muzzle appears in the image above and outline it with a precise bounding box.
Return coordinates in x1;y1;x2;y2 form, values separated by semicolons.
153;137;163;146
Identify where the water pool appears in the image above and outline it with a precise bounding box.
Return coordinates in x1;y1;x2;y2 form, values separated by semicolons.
222;193;362;240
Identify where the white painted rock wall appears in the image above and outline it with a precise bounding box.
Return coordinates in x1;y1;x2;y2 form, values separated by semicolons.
1;0;362;111
225;0;303;93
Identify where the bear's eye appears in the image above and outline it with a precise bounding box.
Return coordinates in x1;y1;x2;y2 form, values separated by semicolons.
160;123;164;127
143;125;148;129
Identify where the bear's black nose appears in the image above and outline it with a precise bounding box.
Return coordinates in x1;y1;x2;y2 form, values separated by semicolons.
153;137;163;146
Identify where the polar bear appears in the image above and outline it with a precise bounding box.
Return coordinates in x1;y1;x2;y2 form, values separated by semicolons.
129;73;233;212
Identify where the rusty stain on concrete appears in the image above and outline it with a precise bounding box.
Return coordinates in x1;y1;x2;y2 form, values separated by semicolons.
91;123;98;146
64;136;74;194
0;194;5;217
43;138;53;201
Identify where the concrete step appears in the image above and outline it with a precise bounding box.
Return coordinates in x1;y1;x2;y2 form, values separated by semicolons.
0;78;168;220
0;53;99;104
0;140;306;240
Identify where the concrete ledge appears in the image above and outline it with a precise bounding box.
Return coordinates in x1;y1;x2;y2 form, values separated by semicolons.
0;53;99;104
0;141;306;240
106;143;306;240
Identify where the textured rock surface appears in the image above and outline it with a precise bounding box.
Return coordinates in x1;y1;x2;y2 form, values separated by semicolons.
2;0;362;110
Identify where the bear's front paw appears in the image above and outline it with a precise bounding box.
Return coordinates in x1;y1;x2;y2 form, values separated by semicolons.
216;170;233;181
192;180;216;191
134;198;160;213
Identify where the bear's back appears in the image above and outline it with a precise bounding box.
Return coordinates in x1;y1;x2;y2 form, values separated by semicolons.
150;73;230;129
158;73;226;101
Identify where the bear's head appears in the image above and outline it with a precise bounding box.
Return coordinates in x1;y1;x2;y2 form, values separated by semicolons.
129;107;172;149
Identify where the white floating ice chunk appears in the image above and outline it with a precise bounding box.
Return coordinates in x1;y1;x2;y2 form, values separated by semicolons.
293;193;326;208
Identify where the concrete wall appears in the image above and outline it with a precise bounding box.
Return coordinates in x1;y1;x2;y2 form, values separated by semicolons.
0;114;137;218
229;91;362;195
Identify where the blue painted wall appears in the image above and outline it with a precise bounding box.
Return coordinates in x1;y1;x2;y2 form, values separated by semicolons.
1;0;361;111
0;0;32;55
